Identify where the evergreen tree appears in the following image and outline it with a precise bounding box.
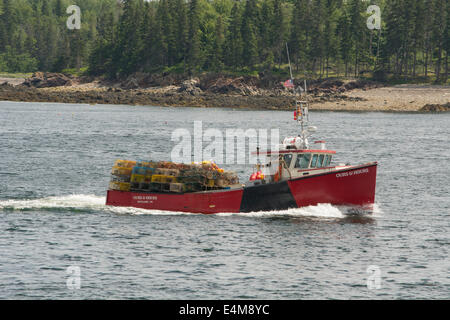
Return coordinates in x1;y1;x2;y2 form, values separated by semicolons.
241;0;259;68
323;0;337;78
0;0;447;82
187;0;202;73
224;2;243;69
444;0;450;81
308;0;325;76
432;0;447;82
0;0;13;49
348;0;365;77
210;15;225;71
289;0;310;74
411;0;425;76
55;0;64;17
114;0;145;76
336;5;352;76
175;0;188;68
271;0;284;68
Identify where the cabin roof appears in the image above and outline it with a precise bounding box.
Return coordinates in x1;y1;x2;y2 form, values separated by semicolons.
253;149;336;155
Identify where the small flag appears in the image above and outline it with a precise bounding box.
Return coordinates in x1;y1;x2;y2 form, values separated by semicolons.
283;79;294;89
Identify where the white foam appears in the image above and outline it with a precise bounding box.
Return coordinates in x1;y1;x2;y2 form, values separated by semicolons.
0;194;105;210
105;206;197;216
216;203;346;219
0;194;379;219
0;194;197;216
371;203;383;217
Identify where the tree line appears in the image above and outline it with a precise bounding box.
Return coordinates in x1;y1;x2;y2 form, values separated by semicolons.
0;0;448;83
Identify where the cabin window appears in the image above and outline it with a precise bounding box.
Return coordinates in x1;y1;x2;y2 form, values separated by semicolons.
311;154;318;168
324;155;330;167
283;154;293;168
327;155;332;166
295;153;312;169
318;154;325;168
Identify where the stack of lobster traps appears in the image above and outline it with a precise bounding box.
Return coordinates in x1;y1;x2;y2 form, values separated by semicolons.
109;160;136;191
109;160;240;193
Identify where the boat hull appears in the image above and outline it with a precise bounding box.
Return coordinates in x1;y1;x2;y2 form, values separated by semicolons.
106;163;377;214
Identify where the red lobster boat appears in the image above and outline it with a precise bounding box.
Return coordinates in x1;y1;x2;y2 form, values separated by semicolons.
106;98;377;214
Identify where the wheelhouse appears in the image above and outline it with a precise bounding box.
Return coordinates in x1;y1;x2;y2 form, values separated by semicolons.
254;148;336;184
280;150;335;171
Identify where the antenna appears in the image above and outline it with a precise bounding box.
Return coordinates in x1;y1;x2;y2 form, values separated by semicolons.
286;42;293;81
284;43;312;149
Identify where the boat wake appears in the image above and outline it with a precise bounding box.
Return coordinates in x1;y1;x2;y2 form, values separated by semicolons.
0;194;106;213
0;194;381;219
217;203;382;219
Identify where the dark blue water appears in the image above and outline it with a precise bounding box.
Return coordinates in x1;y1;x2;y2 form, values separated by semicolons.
0;101;449;299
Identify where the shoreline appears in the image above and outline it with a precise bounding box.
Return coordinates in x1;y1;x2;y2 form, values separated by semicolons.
0;76;449;112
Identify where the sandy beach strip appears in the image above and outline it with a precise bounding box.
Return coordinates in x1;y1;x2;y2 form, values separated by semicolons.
311;85;449;112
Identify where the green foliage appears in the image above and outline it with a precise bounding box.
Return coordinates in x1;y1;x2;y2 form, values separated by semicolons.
0;46;38;73
0;0;447;82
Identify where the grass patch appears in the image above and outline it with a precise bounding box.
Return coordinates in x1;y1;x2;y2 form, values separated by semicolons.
0;72;32;78
61;67;88;77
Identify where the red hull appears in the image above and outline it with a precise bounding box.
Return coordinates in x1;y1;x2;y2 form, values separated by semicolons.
288;163;377;208
106;188;244;214
106;163;377;214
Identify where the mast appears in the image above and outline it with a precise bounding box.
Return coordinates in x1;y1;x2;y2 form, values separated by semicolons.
286;42;310;149
286;42;293;81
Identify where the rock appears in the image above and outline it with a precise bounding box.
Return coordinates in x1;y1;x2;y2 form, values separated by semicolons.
343;79;379;91
205;76;260;96
23;72;73;88
121;72;149;89
419;103;450;112
317;79;344;89
178;78;202;95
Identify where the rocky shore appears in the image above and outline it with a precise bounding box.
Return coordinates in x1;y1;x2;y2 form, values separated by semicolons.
0;72;449;112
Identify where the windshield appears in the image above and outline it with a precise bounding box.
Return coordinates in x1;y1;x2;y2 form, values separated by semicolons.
295;153;311;169
311;154;318;167
283;154;293;168
318;154;325;167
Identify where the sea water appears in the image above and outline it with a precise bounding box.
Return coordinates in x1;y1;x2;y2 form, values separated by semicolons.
0;101;448;299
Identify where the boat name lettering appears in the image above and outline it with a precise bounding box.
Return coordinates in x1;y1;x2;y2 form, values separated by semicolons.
133;196;158;201
336;168;369;178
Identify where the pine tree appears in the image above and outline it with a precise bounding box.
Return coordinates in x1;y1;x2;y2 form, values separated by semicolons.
384;0;403;76
258;0;272;67
187;0;202;73
149;0;168;69
241;0;259;68
174;0;188;68
432;0;447;82
336;6;351;77
224;2;243;69
411;0;425;76
289;0;310;74
444;0;450;81
323;0;337;78
55;0;64;17
271;0;284;69
210;15;225;71
0;0;13;49
114;0;145;76
348;0;365;76
423;0;434;77
308;0;325;76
